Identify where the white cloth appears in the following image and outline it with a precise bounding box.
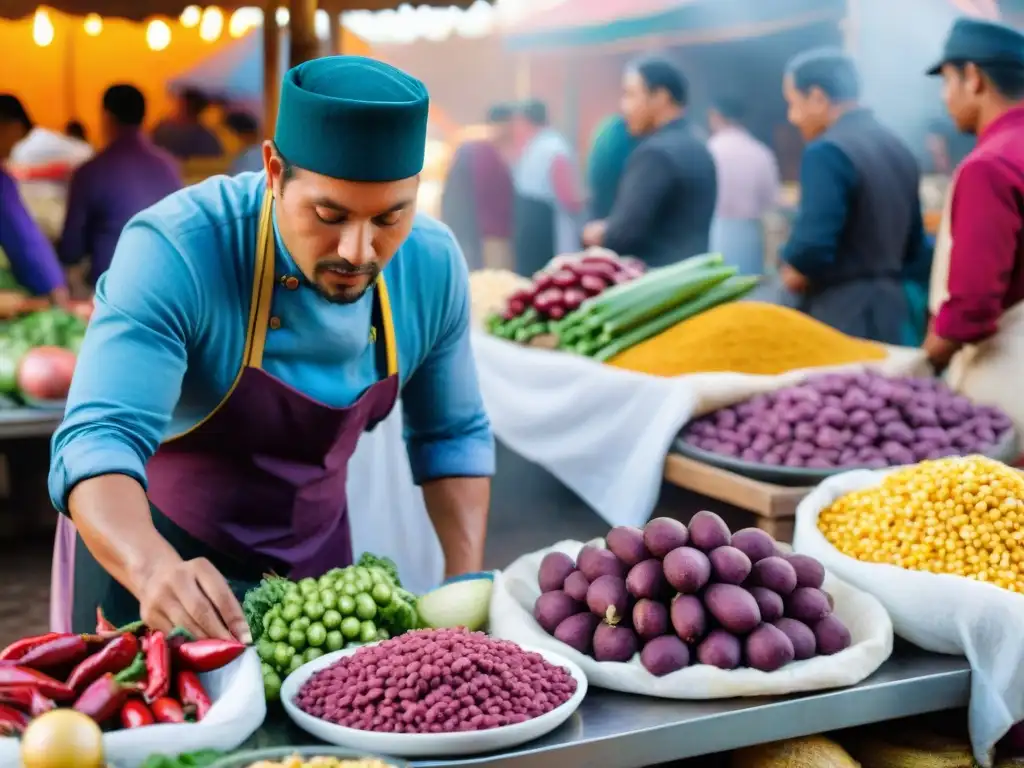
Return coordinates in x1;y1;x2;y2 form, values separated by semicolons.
794;470;1024;766
473;330;929;528
489;539;893;698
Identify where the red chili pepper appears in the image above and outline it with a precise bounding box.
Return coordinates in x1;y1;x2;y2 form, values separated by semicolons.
0;632;63;662
0;686;57;717
73;672;144;723
142;631;170;702
66;633;139;694
176;670;212;722
150;696;186;724
0;703;29;735
8;634;98;671
95;607;116;634
0;665;74;701
173;639;246;673
120;698;155;729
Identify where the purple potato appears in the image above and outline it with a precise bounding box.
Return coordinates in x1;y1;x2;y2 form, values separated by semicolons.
750;556;798;595
534;591;581;634
749;587;784;623
633;599;670;641
554;612;601;654
696;629;742;670
586;575;629;624
640;635;690;677
813;615;852;655
538;552;577;593
663;547;711;594
563;570;591;602
643;517;689;558
708;546;752;585
744;623;795;672
593;622;639;663
669;594;707;643
688;510;732;552
704;584;761;634
606;526;651;567
773;618;817;660
577;545;626;582
730;528;777;564
785;587;833;624
626;559;667;600
784;553;826;589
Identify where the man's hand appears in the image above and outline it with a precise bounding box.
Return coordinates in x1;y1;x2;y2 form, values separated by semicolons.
582;220;607;248
780;263;809;293
923;329;962;374
137;556;251;643
49;286;71;308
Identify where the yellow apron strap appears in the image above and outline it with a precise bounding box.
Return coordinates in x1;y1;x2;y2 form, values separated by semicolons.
247;189;278;370
376;274;399;378
164;188;274;442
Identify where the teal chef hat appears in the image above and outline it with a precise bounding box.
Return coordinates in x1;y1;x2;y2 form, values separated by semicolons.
275;55;429;182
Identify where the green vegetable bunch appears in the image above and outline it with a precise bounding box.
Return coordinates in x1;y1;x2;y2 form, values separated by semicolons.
140;749;224;768
246;554;420;701
2;308;86;350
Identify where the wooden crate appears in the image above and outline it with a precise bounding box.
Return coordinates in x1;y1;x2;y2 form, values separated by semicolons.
662;453;812;542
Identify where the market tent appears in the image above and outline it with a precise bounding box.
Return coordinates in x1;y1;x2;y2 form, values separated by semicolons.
168;29;289;103
503;0;846;51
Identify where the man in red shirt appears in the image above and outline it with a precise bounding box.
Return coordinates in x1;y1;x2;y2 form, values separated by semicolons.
925;18;1024;441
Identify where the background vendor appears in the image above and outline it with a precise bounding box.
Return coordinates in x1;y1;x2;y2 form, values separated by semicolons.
924;19;1024;439
49;56;494;640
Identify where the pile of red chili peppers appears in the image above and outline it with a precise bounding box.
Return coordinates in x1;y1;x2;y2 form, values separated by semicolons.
0;608;246;735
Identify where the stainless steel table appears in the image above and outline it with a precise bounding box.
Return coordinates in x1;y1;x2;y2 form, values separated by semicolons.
0;408;61;439
250;644;970;768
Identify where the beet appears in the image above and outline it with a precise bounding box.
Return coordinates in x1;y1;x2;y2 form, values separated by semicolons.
625;559;666;600
704;584;761;634
687;510;732;551
750;556;798;595
662;547;711;594
773;618;816;660
640;636;689;676
730;528;777;564
593;622;639;663
813;615;851;655
586;575;629;625
538;552;576;593
606;526;650;567
563;570;590;602
696;629;742;670
785;588;832;624
642;517;689;558
632;599;670;641
784;553;826;589
669;594;707;643
577;545;625;581
534;591;581;634
295;628;577;732
749;587;784;623
554;612;601;654
744;623;795;672
708;546;752;585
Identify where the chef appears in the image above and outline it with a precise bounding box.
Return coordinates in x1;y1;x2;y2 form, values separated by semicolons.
48;57;495;640
924;19;1024;443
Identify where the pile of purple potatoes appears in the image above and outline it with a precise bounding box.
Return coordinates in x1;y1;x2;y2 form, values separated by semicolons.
534;511;852;676
294;628;578;733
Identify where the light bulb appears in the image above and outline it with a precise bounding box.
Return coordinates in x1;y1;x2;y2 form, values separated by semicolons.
275;7;289;27
83;13;103;36
32;8;55;48
179;5;201;28
199;6;224;41
146;18;172;51
229;7;262;37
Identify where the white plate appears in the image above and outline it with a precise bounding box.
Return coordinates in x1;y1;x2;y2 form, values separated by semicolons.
281;643;588;757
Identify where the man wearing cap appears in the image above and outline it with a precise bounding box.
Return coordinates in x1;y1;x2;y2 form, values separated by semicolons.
776;49;928;343
49;57;495;640
924;19;1024;439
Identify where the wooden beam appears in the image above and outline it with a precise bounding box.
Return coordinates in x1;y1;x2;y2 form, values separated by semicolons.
289;0;320;67
263;2;280;137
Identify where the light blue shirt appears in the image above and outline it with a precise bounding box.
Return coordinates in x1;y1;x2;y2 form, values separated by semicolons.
49;172;494;513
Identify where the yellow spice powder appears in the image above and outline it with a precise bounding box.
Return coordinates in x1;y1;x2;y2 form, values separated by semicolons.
608;302;888;376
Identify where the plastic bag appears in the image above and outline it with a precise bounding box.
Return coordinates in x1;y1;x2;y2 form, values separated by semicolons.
489;539;893;699
474;330;929;529
0;649;265;768
794;470;1024;766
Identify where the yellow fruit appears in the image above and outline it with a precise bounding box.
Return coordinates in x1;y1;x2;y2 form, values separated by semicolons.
20;709;104;768
818;455;1024;589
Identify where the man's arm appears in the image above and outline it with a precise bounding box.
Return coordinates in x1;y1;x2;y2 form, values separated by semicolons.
0;171;68;301
58;165;91;268
50;220;247;640
780;141;856;281
401;233;495;577
926;158;1020;366
600;147;674;256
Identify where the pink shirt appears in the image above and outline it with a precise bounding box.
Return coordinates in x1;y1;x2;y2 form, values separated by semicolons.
707;126;780;221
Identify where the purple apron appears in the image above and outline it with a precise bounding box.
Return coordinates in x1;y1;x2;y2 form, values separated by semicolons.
51;189;400;631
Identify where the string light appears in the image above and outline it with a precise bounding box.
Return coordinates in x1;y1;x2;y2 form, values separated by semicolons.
275;7;289;26
180;5;201;28
146;19;172;50
229;7;262;38
199;6;224;41
32;8;55;47
83;13;103;36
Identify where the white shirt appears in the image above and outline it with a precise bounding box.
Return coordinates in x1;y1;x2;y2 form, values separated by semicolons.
707;126;780;221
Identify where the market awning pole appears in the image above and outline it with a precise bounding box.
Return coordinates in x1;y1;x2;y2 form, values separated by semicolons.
263;2;280;137
329;11;341;54
289;0;319;67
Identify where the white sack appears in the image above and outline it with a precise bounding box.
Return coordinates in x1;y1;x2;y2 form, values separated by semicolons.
347;401;445;596
473;330;930;528
489;539;893;699
0;649;265;768
794;470;1024;766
